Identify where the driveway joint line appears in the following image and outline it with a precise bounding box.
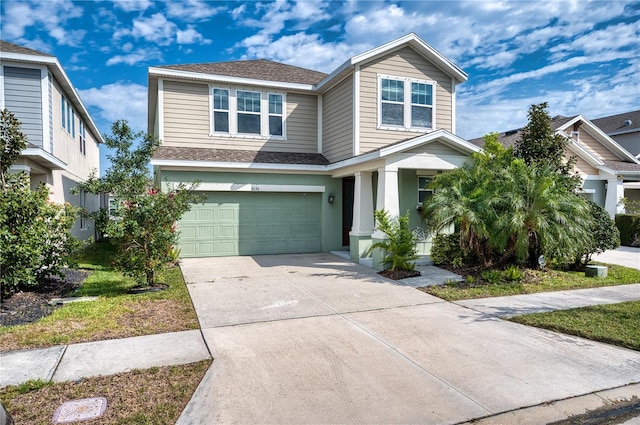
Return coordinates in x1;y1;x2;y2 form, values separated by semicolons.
273;268;494;416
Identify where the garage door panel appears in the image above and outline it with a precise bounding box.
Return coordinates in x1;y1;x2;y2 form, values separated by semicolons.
179;192;322;257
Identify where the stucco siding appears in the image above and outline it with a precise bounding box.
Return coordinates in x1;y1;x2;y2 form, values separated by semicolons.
358;47;453;154
162;80;317;153
322;76;354;162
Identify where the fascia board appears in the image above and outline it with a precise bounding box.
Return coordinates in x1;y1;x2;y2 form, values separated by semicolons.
1;52;104;144
150;158;327;172
22;148;67;170
148;67;315;92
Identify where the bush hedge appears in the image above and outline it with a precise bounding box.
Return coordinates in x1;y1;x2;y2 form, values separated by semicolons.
615;214;640;247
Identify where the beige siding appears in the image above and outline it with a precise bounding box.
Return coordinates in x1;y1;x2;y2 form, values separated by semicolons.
162;80;210;147
322;76;354;162
162;79;317;153
572;155;598;176
406;141;464;156
577;130;620;161
359;47;453;154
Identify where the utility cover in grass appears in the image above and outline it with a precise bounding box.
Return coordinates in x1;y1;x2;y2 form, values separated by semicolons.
52;397;107;423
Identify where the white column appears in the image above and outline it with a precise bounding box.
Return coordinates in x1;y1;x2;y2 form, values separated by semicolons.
350;171;374;236
605;178;624;217
375;166;400;217
373;166;399;239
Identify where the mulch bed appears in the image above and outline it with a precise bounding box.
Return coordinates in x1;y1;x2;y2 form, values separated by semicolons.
379;269;421;280
0;269;89;327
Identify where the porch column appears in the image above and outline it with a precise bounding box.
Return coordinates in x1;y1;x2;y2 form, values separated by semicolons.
349;171;374;263
375;165;400;221
605;177;624;217
372;165;399;270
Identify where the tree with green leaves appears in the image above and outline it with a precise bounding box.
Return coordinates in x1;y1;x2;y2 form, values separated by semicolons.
75;120;202;287
513;102;581;191
1;109;80;298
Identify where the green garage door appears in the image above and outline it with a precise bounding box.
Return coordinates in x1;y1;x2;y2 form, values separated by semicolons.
178;191;322;257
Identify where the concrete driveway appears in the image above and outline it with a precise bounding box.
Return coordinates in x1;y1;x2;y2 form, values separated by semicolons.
177;254;640;424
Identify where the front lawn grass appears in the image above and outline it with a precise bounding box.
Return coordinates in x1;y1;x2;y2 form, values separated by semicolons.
0;360;211;424
421;264;640;301
0;241;199;351
510;301;640;351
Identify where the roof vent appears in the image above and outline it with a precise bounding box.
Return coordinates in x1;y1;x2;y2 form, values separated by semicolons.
624;119;632;126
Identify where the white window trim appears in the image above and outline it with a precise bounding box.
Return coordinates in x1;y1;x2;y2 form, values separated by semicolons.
377;74;436;132
417;175;434;204
209;85;286;140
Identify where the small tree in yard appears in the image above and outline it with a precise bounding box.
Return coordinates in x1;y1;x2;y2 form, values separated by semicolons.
1;109;80;299
571;201;620;270
367;210;419;271
76;120;201;287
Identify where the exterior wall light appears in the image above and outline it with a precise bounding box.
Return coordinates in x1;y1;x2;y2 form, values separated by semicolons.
328;194;336;204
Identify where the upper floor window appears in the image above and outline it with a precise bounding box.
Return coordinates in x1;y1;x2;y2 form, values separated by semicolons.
210;87;285;138
379;75;435;131
61;95;75;137
79;121;86;155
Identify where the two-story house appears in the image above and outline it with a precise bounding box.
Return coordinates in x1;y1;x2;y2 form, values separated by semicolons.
149;33;481;267
0;41;102;240
469;115;640;215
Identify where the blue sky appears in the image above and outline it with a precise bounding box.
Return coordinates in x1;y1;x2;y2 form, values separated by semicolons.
2;0;639;174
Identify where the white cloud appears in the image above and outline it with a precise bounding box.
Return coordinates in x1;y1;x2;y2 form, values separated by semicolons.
239;0;333;36
78;82;148;132
106;48;162;66
176;26;211;44
112;0;152;12
165;0;224;20
2;0;85;46
115;13;177;45
240;32;364;73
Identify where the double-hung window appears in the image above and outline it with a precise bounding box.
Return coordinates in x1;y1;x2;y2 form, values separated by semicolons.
418;176;433;203
213;89;229;133
379;75;435;131
268;94;283;136
211;87;285;138
237;90;261;134
61;95;75;137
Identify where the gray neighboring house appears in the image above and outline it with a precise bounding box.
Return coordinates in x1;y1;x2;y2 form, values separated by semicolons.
591;110;640;158
0;40;103;240
469;114;640;215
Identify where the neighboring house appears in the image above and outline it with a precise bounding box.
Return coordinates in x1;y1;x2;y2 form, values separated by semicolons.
469;115;640;215
591;110;640;158
149;33;480;267
0;41;102;240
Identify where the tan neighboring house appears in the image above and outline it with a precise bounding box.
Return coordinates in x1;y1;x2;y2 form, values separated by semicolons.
149;33;481;267
0;41;102;240
470;115;640;215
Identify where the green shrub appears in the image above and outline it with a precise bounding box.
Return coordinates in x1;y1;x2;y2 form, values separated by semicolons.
571;202;620;269
430;232;467;267
367;210;418;271
481;269;503;285
615;214;640;247
503;265;524;282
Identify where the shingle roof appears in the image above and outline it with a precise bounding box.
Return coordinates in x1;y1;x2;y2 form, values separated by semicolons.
0;40;53;57
602;160;640;172
591;110;640;135
468;115;578;149
158;59;328;85
153;146;330;165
